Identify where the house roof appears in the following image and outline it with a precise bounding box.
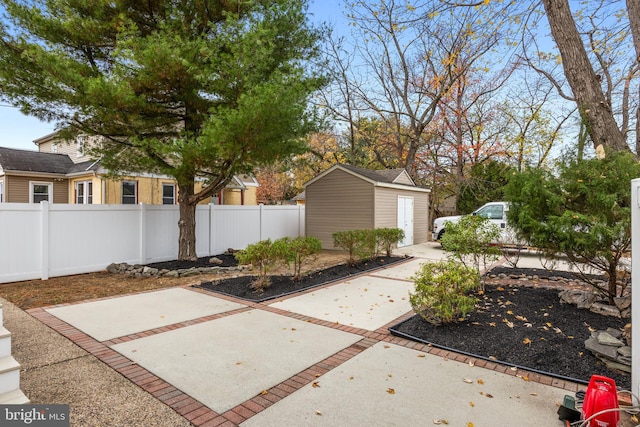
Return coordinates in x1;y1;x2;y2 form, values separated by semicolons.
0;147;74;174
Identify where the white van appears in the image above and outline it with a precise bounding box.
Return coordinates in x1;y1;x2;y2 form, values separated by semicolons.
431;201;519;244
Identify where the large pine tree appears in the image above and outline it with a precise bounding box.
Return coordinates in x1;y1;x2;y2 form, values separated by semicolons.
0;0;324;259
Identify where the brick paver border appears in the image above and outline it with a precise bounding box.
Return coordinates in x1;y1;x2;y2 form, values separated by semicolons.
26;259;584;426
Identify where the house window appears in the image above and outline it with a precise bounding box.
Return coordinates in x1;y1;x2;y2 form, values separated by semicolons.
75;181;93;204
162;183;175;205
76;136;86;157
51;143;58;154
122;181;137;204
30;182;52;203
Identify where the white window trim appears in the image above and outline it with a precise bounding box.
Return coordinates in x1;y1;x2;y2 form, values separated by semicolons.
162;183;176;205
0;181;4;203
75;180;93;204
29;181;53;204
76;136;86;157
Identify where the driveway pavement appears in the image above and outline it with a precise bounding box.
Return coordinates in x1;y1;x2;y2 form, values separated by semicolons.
10;242;601;426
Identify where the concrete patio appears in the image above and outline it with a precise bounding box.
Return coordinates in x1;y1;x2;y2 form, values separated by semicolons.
6;242;611;426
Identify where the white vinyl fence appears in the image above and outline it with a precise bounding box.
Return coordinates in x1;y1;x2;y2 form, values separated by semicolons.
0;202;304;283
631;178;639;403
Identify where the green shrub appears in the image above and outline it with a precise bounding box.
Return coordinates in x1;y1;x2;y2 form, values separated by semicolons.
332;229;376;266
409;260;480;326
235;239;284;291
374;227;405;256
440;215;501;277
277;236;322;280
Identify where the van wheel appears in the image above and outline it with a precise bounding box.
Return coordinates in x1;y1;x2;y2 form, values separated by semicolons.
437;230;445;240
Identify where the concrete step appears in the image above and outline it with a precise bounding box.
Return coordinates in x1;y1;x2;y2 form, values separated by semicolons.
0;326;11;359
0;388;29;404
0;356;21;396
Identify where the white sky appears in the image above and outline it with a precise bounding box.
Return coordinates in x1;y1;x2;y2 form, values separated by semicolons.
0;0;345;151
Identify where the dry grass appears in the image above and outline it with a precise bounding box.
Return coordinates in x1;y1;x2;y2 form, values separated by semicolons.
0;250;348;310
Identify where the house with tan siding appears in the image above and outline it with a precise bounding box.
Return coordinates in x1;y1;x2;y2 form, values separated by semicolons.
304;164;430;249
0;133;259;205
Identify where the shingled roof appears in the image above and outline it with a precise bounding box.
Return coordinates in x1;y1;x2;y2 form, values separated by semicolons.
338;164;408;184
0;147;75;174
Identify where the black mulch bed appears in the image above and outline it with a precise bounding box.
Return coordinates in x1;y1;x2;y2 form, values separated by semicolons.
390;283;630;388
146;253;239;269
195;256;408;302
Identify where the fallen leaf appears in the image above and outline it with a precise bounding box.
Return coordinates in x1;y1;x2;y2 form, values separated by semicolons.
497;286;504;291
312;382;320;388
469;401;475;407
507;310;513;315
523;338;532;345
314;374;320;378
530;392;538;396
387;388;395;394
485;393;494;398
260;390;268;395
463;378;473;383
524;323;533;327
522;375;530;382
315;410;322;416
349;376;354;380
388;374;393;378
488;356;497;360
468;361;475;367
553;327;563;334
489;322;496;327
477;379;484;385
417;354;426;358
515;315;528;322
384;345;390;349
433;419;449;425
467;423;474;427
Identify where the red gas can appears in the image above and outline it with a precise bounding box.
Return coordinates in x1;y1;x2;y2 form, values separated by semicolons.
581;375;619;427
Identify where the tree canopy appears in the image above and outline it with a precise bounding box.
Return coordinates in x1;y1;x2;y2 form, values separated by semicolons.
0;0;325;259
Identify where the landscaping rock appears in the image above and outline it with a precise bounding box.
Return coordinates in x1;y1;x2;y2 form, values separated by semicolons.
209;257;223;265
589;302;621;318
605;327;622;339
558;289;596;309
585;330;632;375
596;332;624;347
585;337;618;361
614;296;631;311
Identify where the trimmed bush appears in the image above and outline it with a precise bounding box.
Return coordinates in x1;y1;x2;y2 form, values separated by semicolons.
277;236;322;281
235;239;284;291
440;215;501;277
374;227;405;256
409;260;480;326
332;229;376;266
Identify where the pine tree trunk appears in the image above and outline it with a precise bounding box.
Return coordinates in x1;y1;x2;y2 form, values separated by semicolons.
177;181;198;261
542;0;629;153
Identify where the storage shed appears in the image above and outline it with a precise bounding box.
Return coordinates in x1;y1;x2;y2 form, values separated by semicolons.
304;164;430;250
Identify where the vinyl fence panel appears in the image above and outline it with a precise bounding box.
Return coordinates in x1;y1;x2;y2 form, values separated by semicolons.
0;202;304;283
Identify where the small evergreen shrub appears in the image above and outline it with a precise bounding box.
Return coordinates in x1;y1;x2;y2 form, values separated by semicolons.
409;260;480;326
333;229;376;266
374;227;405;256
441;215;501;277
235;239;283;291
277;236;322;280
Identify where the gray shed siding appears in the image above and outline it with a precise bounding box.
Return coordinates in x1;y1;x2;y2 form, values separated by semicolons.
305;169;375;249
374;187;429;244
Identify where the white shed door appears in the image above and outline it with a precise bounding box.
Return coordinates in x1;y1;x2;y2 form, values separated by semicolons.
397;196;414;247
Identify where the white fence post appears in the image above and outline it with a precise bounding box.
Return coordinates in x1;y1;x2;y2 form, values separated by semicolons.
631;178;640;403
259;204;265;240
40;201;49;280
139;203;147;264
